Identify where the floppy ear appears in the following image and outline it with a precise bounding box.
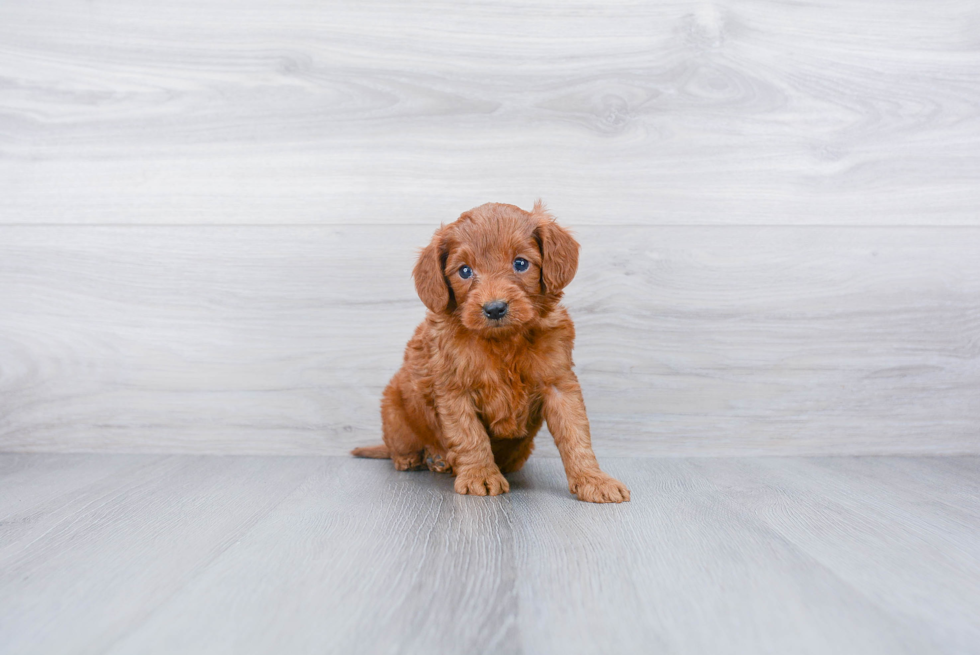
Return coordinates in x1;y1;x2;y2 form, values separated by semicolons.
413;227;454;313
533;202;579;293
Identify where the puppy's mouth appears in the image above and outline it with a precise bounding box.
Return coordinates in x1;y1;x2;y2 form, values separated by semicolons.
479;318;521;338
481;312;530;334
461;298;532;334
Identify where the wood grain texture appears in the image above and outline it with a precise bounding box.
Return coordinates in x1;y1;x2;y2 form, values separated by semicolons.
690;457;980;653
1;454;978;654
0;454;320;655
1;0;979;225
2;225;978;455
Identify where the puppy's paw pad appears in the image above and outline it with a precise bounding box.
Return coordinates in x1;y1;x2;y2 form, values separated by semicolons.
570;473;630;503
424;452;452;473
454;469;510;496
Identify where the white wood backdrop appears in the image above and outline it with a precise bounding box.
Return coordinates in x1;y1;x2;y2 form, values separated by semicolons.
1;0;978;455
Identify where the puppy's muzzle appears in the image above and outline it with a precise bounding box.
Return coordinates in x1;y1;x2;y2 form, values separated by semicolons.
482;300;509;320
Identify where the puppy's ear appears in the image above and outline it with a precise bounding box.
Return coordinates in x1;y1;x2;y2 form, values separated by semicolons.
532;201;579;293
413;227;454;313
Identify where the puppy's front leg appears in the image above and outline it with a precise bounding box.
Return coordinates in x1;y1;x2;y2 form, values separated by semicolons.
437;392;510;496
543;374;630;503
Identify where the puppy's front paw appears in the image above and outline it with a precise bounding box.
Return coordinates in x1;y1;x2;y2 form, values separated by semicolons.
570;472;630;503
454;467;510;496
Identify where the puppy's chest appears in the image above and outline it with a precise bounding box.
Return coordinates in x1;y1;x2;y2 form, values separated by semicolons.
470;364;540;439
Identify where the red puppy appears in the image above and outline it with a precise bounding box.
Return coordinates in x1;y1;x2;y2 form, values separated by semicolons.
353;201;629;503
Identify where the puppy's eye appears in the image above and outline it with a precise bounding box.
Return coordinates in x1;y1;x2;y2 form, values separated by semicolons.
513;258;529;272
458;265;473;279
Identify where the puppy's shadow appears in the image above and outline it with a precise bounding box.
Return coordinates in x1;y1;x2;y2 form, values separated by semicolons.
510;458;577;502
504;468;539;497
366;457;577;503
413;466;569;505
450;464;573;502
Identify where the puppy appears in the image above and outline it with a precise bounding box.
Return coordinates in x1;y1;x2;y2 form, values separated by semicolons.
352;201;629;503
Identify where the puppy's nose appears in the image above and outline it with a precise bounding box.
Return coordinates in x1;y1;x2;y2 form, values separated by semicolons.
482;300;509;320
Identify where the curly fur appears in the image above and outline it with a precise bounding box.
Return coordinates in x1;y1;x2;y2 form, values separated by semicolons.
352;201;629;503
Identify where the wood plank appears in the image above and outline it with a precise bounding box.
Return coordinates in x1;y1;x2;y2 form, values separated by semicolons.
1;225;978;455
3;455;975;654
0;453;155;520
1;0;979;225
101;457;520;655
802;456;980;522
690;457;980;652
507;459;943;654
0;454;319;655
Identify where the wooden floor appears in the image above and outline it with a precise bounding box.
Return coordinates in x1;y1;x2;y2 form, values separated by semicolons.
2;454;978;654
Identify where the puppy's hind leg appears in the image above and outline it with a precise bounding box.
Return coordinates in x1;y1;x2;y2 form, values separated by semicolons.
381;381;426;471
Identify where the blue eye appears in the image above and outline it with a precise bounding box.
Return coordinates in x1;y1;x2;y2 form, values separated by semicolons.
513;258;529;272
459;265;473;279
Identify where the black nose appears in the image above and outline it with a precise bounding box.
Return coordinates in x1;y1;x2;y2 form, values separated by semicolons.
483;300;509;320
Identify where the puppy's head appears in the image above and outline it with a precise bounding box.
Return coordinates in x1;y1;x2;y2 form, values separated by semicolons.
413;201;579;336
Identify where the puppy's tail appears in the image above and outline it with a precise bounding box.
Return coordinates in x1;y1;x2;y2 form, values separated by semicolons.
351;444;390;459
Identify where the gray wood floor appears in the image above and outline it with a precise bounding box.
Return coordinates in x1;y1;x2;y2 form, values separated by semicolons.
2;453;978;655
